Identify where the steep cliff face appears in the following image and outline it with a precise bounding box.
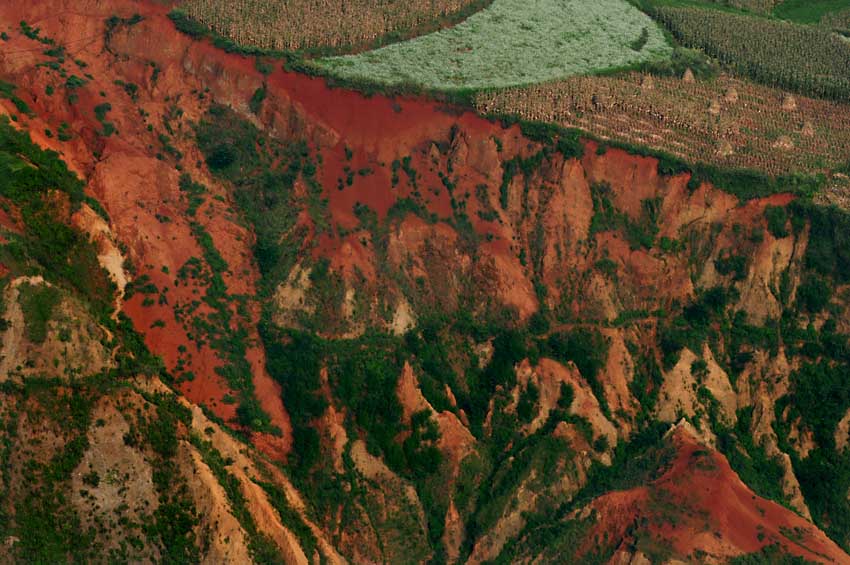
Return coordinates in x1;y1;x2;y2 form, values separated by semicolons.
1;1;850;563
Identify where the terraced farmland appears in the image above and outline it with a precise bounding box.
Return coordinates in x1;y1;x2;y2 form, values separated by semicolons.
476;72;850;177
652;6;850;100
314;0;672;92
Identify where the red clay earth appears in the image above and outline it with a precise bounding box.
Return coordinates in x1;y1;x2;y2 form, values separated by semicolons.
585;426;850;563
0;7;849;561
0;0;824;454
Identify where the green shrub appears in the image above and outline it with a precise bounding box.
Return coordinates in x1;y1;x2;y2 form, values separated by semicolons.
764;205;789;238
714;251;748;281
517;382;540;423
249;84;267;114
544;328;610;415
716;407;786;505
790;201;850;282
168;10;209;39
403;410;443;478
796;274;831;313
18;283;61;344
589;183;659;250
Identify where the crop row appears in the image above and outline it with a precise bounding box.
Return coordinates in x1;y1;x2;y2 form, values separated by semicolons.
652;6;850;101
177;0;486;51
476;72;850;178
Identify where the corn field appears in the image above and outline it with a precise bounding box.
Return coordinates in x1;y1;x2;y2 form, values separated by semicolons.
821;9;850;33
653;7;850;101
476;72;850;177
177;0;486;51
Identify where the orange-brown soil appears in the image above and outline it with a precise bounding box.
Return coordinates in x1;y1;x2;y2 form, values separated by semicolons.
2;3;850;562
584;426;850;564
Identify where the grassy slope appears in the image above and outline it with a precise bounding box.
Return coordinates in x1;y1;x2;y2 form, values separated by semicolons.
773;0;850;23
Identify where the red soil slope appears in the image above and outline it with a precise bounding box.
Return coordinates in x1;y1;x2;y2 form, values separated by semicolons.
586;426;850;564
0;8;847;563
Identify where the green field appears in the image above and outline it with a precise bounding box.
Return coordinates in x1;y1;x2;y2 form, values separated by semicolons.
314;0;672;92
653;5;850;99
773;0;850;24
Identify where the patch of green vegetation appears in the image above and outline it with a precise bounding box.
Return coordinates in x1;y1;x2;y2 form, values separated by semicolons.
796;274;831;313
126;393;200;562
0;81;34;117
542;328;611;416
716;407;787;505
57;122;73;142
64;75;87;91
730;543;816;564
261;328;326;475
764;205;789;238
195;104;309;281
20;21;54;45
639;44;719;78
178;173;207;217
115;79;139;101
256;481;320;559
13;386;95;562
18;282;61;343
714;250;748;281
0;115;115;320
249;84;267;114
466;431;572;548
94;103;115;137
465;328;530;435
404;317;463;413
589;182;660;250
171;173;274;433
629;350;664;418
516;381;540;423
167;10;210;40
190;435;284;563
104;14;144;49
658;286;732;368
792;447;850;551
790;201;850;283
492;423;671;563
773;0;850;24
327;335;442;478
771;293;850;551
301;257;346;334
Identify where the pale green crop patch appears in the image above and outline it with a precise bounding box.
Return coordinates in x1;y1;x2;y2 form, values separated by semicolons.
314;0;673;92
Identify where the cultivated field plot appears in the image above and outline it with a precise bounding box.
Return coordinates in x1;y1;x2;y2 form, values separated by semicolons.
653;6;850;100
821;8;850;32
476;73;850;176
314;0;672;91
176;0;487;51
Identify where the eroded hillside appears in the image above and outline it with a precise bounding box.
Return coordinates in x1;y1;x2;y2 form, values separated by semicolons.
0;0;849;563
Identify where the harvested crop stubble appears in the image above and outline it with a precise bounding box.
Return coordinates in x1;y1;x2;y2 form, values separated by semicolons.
315;0;672;91
476;73;850;177
177;0;485;51
653;6;850;100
